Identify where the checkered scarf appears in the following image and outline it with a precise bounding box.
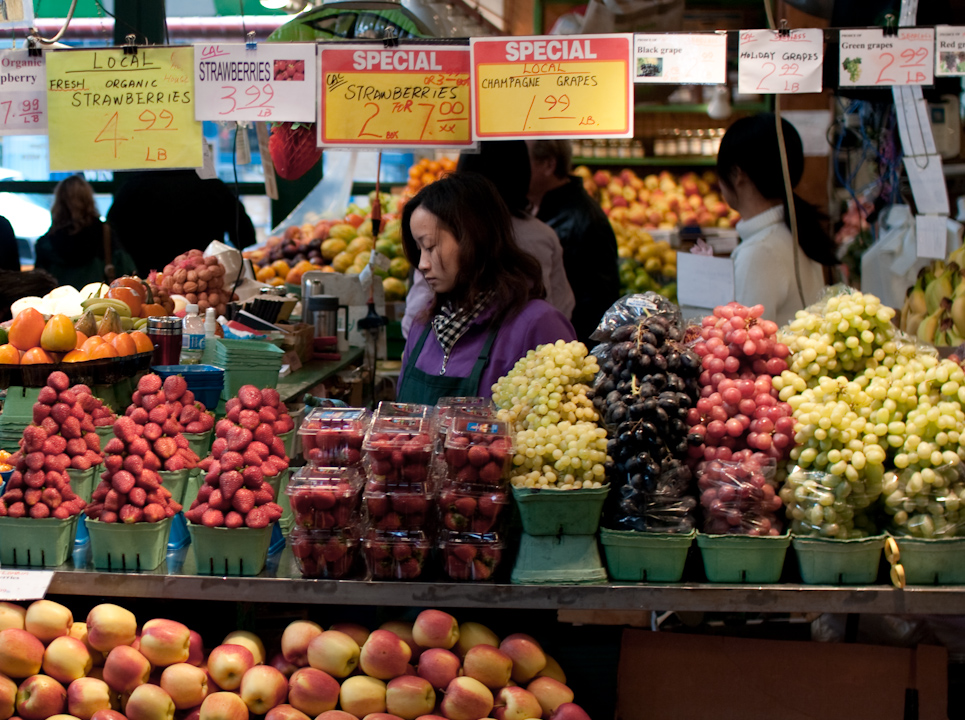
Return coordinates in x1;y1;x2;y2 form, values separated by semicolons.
432;291;494;373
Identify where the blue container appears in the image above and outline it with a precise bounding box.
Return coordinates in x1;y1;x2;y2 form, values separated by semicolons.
151;365;225;411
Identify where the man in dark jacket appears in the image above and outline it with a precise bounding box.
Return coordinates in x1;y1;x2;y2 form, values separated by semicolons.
527;140;620;345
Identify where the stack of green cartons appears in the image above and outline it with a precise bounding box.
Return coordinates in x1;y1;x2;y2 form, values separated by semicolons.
213;339;284;401
0;386;40;451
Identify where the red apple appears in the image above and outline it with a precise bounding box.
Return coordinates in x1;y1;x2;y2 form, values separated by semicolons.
222;632;265;666
264;705;310;720
124;683;175;720
286;667;339;717
24;600;72;645
140;619;191;667
66;677;112;720
338;675;386;718
549;703;591;720
439;677;493;720
306;630;359;679
90;710;127;720
411;611;458;651
280;622;322;668
362;715;406;720
527;677;573;716
379;621;424;662
537;655;566;684
499;634;546;684
206;644;254;691
0;629;45;678
186;632;205;667
315;713;358;720
329;623;369;647
239;666;287;715
359;630;411;680
159;663;209;710
42;636;93;684
415;648;460;692
462;644;512;690
0;673;16;720
16;675;67;720
102;645;151;695
268;652;298;678
199;692;249;720
0;604;26;632
455;622;499;658
86;605;137;653
385;676;435;719
493;686;542;720
68;623;105;668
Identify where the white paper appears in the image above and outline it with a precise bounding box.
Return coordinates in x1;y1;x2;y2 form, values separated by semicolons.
676;252;735;309
195;140;217;180
194;43;317;122
0;569;53;601
370;250;391;272
916;215;948;259
633;33;727;84
936;26;965;76
894;86;937;157
0;50;47;136
0;1;35;29
904;156;950;215
838;28;934;87
737;29;823;95
782;110;831;156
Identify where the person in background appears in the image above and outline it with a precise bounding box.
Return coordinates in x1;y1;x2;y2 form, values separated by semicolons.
0;215;20;271
527;139;621;346
401;141;575;339
397;172;576;405
717;114;836;327
34;175;137;289
107;170;256;277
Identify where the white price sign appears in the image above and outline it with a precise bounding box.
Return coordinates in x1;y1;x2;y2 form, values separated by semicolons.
0;570;53;601
838;28;934;87
936;26;965;76
633;33;727;84
737;29;824;94
0;50;46;135
194;43;317;122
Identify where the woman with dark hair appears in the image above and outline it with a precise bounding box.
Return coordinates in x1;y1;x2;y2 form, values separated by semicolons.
396;172;576;404
717;113;836;326
401;142;574;338
35;175;136;289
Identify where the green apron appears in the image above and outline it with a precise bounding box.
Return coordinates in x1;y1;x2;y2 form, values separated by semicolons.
396;324;498;405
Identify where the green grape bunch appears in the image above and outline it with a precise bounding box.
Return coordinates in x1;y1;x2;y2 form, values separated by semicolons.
843;57;862;82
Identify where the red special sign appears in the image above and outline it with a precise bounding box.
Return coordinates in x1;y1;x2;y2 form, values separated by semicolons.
470;34;633;140
319;45;472;147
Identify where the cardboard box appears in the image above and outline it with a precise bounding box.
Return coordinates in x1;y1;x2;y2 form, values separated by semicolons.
617;629;947;720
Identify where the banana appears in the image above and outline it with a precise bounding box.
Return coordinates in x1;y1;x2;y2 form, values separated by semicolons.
924;274;953;315
905;312;924;337
133;317;149;331
918;308;943;345
120;317;134;331
81;297;132;318
908;286;927;316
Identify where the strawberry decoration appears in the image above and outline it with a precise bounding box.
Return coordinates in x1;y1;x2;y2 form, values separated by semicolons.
268;122;322;181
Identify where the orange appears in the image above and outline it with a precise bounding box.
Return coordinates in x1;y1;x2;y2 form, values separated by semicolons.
8;307;45;351
345;213;365;228
255;266;275;283
130;331;154;354
74;331;88;349
0;344;20;364
106;286;142;317
110;277;147;302
63;349;90;363
270;260;290;277
82;336;105;353
40;314;78;353
139;303;166;319
100;332;117;344
21;347;54;365
112;333;136;357
89;343;118;359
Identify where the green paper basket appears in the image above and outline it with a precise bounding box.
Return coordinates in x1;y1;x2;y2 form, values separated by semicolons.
158;469;192;505
187;524;272;576
87;518;171;571
512;485;609;536
697;532;790;583
94;425;115;444
893;536;965;585
183;468;203;509
600;528;695;582
67;465;100;503
183;431;213;459
792;534;886;585
0;516;78;567
510;533;607;585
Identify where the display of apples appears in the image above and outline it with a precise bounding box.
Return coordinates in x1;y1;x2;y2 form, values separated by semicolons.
185;385;287;530
290;529;359;579
0;602;589;720
298;408;368;468
287;467;361;531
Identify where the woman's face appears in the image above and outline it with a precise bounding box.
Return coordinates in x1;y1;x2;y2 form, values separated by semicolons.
410;206;461;294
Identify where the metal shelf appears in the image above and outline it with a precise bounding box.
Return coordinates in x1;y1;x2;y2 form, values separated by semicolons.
44;545;965;615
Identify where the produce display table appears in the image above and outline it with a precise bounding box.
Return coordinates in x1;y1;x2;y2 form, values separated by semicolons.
43;546;965;615
275;346;365;403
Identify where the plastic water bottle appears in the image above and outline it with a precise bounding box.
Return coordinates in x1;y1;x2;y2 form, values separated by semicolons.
201;307;218;366
180;304;205;364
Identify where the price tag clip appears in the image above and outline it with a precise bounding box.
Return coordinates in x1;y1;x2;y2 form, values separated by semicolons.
246;31;256;51
883;14;899;37
26;37;41;58
383;27;399;48
123;33;138;55
778;19;790;38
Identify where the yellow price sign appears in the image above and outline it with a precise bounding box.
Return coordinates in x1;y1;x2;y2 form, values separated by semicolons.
470;35;633;140
46;47;203;171
319;45;472;147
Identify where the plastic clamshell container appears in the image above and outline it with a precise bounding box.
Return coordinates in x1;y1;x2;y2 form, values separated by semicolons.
287;466;363;530
436;398;495;447
87;518;172;571
151;364;225;411
437;484;509;534
512;485;610;536
67;465;99;503
372;401;433;421
893;536;965;585
364;481;433;532
697;532;790;583
298;407;369;467
439;531;504;581
443;415;513;488
0;516;78;567
363;415;435;491
792;534;885;585
290;527;360;579
600;528;695;582
363;530;431;580
188;523;273;576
